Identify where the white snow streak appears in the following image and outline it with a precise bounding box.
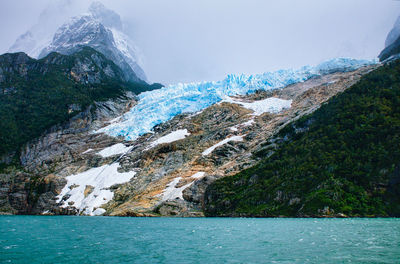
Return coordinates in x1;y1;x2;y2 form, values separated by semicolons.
82;148;94;154
202;136;244;156
225;97;292;116
159;177;189;201
149;129;190;149
97;143;132;158
191;172;206;179
230;119;255;131
159;172;206;201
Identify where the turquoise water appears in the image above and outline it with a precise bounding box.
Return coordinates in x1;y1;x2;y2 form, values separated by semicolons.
1;217;399;264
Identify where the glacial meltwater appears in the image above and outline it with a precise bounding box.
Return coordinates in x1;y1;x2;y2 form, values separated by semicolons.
1;216;399;264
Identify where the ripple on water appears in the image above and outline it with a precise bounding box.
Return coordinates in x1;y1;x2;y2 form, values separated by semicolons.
0;217;399;264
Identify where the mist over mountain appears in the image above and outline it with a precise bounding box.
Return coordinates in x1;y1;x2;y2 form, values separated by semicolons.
2;0;399;84
7;0;84;58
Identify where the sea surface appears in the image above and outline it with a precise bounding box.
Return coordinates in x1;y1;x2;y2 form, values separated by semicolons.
0;216;399;263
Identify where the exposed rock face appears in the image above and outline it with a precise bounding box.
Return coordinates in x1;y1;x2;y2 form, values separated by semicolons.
182;175;222;213
0;92;137;215
20;94;136;173
0;64;378;216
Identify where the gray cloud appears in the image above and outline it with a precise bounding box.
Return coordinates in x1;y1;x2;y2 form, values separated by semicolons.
0;0;399;84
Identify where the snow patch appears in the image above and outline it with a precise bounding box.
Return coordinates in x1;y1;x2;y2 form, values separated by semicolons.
191;172;206;179
56;163;136;216
225;97;292;116
148;129;190;149
159;177;190;201
97;143;132;158
202;136;244;156
231;119;255;131
159;172;205;201
241;119;256;126
92;208;106;216
82;148;94;154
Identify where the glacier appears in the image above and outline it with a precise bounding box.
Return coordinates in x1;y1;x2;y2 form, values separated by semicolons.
97;58;377;141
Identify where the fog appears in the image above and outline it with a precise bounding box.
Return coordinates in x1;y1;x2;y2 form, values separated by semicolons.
0;0;399;84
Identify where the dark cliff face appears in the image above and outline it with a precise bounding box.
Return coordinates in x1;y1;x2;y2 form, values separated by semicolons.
0;47;126;85
379;36;400;61
379;15;400;61
0;47;155;158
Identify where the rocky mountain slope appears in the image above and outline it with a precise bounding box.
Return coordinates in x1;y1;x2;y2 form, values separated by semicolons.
0;47;158;161
205;60;400;217
1;4;398;217
0;58;377;216
0;93;138;215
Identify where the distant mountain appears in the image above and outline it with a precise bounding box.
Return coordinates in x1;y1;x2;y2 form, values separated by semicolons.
379;15;400;61
0;47;156;157
9;1;147;83
385;16;400;48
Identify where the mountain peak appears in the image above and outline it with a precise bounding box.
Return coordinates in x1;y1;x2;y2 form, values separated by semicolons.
8;1;147;82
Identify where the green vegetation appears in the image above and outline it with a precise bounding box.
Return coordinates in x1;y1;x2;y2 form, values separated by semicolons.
205;60;400;217
0;48;161;157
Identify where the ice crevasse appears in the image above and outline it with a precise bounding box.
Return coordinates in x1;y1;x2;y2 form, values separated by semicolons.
97;58;377;141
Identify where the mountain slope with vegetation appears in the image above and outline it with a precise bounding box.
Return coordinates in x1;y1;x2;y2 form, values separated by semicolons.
204;60;400;217
0;47;160;158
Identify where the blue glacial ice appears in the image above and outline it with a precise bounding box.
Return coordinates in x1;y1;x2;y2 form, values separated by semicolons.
97;58;377;140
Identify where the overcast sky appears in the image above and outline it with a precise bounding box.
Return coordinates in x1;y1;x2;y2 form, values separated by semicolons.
0;0;399;84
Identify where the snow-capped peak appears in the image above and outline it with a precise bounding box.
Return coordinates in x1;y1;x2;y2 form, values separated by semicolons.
9;1;147;82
